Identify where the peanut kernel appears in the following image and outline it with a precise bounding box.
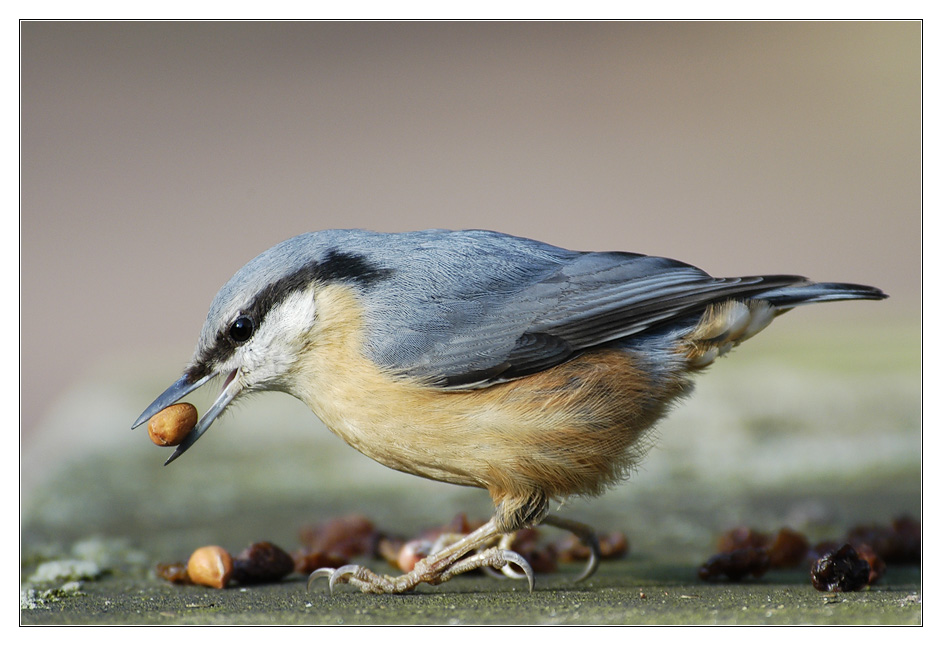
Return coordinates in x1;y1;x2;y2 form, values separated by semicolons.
187;545;233;589
148;403;198;446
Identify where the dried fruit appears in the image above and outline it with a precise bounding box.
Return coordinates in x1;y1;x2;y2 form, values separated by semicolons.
767;528;810;569
808;540;842;564
513;542;558;574
232;541;295;585
702;517;915;590
810;544;870;592
853;543;887;585
376;536;406;567
298;513;378;557
698;547;770;582
846;515;920;564
187;545;233;589
598;531;630;559
717;526;769;553
147;403;198;447
292;549;348;574
555;530;628;562
294;514;380;574
155;561;191;584
889;515;921;563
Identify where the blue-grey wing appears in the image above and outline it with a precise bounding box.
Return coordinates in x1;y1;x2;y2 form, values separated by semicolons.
356;230;802;388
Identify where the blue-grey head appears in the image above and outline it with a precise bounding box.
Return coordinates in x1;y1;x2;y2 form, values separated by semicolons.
131;230;397;464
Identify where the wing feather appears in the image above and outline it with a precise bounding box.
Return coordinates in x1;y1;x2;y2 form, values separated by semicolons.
359;231;804;388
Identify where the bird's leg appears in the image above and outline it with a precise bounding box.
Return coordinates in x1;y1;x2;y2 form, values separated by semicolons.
428;531;478;554
308;516;534;594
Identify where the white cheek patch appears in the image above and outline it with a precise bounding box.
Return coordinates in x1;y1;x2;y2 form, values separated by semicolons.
241;288;319;385
268;289;320;338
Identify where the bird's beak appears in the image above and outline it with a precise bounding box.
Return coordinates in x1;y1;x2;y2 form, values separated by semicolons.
131;369;242;465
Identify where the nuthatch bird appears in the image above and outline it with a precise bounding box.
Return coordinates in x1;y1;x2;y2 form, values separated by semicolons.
132;229;886;593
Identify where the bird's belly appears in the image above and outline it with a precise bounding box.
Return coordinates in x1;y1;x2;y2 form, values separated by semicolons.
288;283;693;499
294;342;691;499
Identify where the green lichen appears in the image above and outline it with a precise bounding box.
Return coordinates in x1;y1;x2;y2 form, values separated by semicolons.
20;581;87;610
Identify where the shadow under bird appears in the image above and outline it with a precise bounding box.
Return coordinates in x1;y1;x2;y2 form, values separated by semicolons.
132;229;887;593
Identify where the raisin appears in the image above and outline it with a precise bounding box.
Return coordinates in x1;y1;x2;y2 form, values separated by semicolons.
698;547;770;582
810;544;871;592
231;541;295;585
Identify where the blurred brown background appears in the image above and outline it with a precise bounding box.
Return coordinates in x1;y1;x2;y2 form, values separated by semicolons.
20;21;920;469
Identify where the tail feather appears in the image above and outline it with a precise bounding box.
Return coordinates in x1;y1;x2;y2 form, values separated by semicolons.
754;281;888;308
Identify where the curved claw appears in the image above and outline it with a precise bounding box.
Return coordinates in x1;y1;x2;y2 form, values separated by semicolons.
491;532;528;580
500;562;530;579
329;564;365;592
307;564;364;594
499;550;534;592
307;567;335;592
542;514;602;583
574;534;600;582
480;560;529;580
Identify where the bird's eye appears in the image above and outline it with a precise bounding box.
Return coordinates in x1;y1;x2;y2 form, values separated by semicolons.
228;316;255;344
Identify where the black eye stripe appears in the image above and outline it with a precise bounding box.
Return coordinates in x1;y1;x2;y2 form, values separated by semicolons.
186;249;393;382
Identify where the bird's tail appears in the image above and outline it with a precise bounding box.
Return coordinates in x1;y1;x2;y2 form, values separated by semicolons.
751;280;888;309
683;279;887;368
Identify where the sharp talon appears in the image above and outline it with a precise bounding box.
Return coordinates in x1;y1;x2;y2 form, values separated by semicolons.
542;514;602;583
307;567;334;592
499;550;534;592
480;561;527;580
574;534;601;582
485;532;527;579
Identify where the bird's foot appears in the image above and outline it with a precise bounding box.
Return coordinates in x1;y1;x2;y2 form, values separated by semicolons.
305;513;601;594
308;547;533;594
